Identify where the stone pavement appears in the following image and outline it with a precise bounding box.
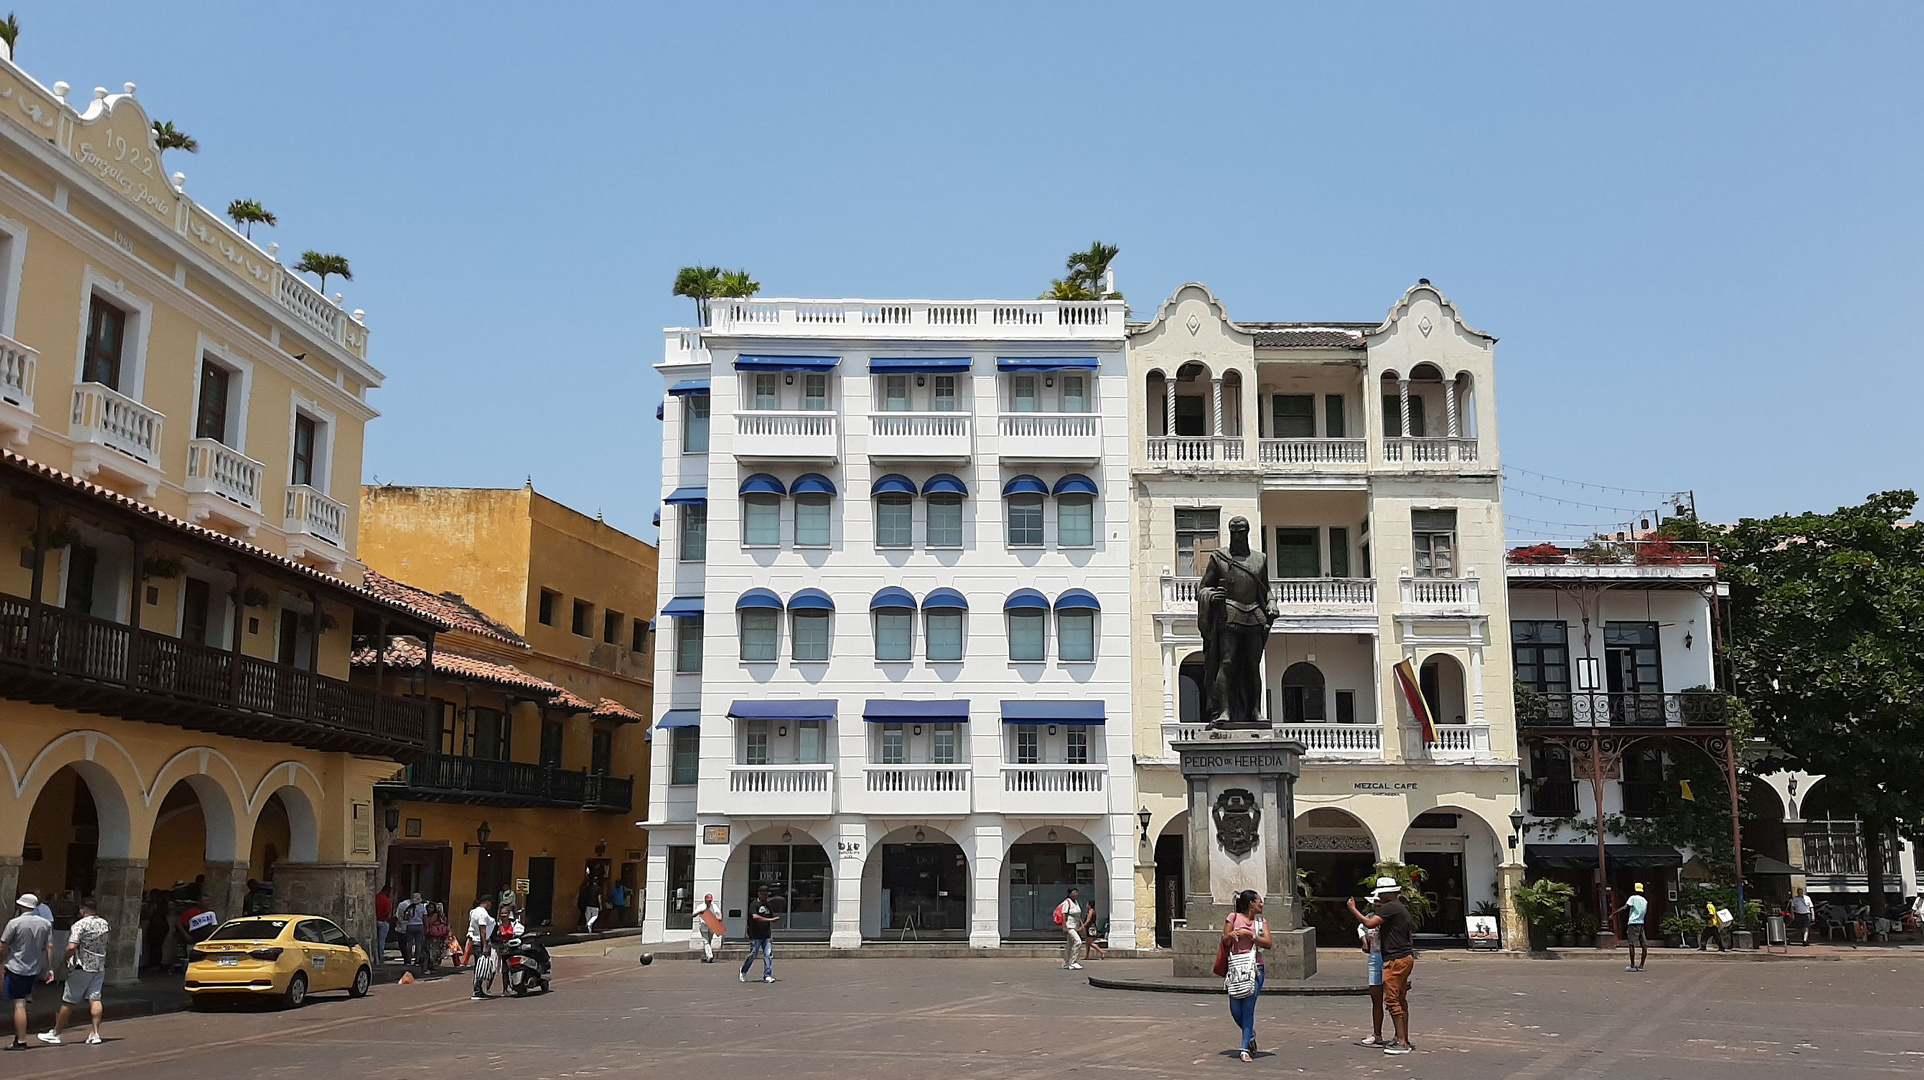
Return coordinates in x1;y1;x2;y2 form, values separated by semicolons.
1;950;1919;1077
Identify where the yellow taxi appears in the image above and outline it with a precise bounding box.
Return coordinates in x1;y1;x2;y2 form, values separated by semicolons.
184;914;373;1008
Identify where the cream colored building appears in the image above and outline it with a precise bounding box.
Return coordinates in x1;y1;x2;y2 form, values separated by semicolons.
1128;282;1523;949
0;49;444;981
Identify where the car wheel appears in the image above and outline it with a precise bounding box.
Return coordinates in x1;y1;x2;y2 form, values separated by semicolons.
283;971;308;1009
350;966;371;998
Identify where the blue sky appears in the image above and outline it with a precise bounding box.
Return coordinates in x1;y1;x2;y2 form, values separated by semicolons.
27;2;1923;540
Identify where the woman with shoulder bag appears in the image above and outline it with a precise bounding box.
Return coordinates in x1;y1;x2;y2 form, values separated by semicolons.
1221;890;1273;1062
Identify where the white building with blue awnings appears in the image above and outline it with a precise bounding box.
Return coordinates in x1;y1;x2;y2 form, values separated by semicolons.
642;297;1136;949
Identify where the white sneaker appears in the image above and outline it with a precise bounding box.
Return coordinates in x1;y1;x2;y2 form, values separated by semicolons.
1069;963;1084;970
739;971;746;982
86;1034;102;1045
37;1032;60;1045
762;975;775;983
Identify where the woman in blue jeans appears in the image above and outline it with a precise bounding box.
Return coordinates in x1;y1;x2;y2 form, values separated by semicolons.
1223;890;1273;1061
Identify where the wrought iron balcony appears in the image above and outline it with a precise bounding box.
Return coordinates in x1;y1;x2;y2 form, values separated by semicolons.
0;590;428;757
1516;691;1733;728
386;751;634;813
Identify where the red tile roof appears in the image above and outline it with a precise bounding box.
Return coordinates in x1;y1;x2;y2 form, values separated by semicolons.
549;689;595;712
360;570;526;648
592;698;645;724
353;638;560;695
0;449;449;631
1247;324;1371;348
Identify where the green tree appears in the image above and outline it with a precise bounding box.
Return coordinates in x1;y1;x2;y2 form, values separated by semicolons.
714;268;760;300
225;199;277;238
151;120;198;155
1716;490;1924;910
294;251;352;293
0;13;19;57
672;265;723;326
1042;241;1122;300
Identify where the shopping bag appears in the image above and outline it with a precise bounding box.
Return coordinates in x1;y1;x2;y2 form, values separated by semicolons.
1224;949;1259;999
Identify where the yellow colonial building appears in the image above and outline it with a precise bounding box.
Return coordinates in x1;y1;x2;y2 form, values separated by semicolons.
357;484;657;931
0;51;448;981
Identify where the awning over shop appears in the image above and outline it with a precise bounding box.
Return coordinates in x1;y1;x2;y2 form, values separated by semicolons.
667;379;711;396
664;486;708;504
661;596;704;617
996;357;1099;372
868;357;972;374
863;700;970;722
1751;855;1800;876
727;700;838;722
657;709;701;729
734;355;840;371
1001;700;1106;724
1524;844;1682;870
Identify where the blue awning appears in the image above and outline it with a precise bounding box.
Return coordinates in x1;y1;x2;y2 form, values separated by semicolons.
1002;475;1049;497
728;700;838;721
735;355;840;371
1001;700;1106;724
791;473;837;496
661;596;704;617
789;588;835;611
922;587;969;610
1054;588;1100;611
736;588;784;610
996;357;1099;372
1052;474;1098;497
1004;588;1049;611
868;357;972;374
870;586;917;610
871;473;917;497
740;473;787;496
665;486;708;504
863;700;970;722
657;709;701;729
667;379;711;396
922;474;968;497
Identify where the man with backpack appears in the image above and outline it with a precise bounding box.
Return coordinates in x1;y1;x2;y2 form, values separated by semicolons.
1056;887;1085;970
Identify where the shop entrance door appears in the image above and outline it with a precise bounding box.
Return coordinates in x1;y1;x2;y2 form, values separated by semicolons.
475;846;514;907
1154;834;1185;948
747;844;832;938
1007;842;1096;937
387;843;453;912
524;857;555;927
879;843;967;937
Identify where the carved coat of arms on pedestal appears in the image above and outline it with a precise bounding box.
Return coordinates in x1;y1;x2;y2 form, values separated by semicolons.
1212;787;1261;857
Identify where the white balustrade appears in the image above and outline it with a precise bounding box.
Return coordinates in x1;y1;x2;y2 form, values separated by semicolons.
0;331;37;411
1383;437;1480;463
1258;438;1367;465
1400;576;1481;608
185;438;265;512
285;484;347;548
1145;435;1245;463
70;382;161;465
706;298;1125;340
722;763;836;815
1271;578;1377;608
733;410;839;460
1274;723;1386;758
997;413;1101;461
1000;764;1108;814
1426;725;1486;755
867;412;973;459
852;763;973;815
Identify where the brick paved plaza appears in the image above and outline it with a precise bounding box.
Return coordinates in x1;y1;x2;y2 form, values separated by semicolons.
5;949;1921;1079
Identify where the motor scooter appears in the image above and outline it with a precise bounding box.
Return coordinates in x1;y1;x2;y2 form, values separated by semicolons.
500;916;552;996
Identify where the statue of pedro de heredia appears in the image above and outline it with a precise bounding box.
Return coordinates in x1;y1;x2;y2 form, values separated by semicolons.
1198;515;1277;729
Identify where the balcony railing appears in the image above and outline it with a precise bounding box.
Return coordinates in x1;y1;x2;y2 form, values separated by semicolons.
709;298;1125;339
1516;691;1733;728
866;412;972;459
1160;575;1376;615
0;590;427;756
0;331;36;411
390;752;633;813
71;382;161;465
1425;724;1489;756
1000;764;1107;814
185;438;266;513
733;410;840;460
997;412;1102;461
1507;539;1717;568
722;763;836;815
1400;575;1480;608
1383;437;1479;463
1145;435;1245;464
1274;723;1385;758
285;485;347;548
850;764;972;816
1257;438;1367;466
1802;821;1903;878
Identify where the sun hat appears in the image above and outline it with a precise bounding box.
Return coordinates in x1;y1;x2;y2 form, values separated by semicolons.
1371;877;1401;896
1634;882;1644;893
15;893;36;910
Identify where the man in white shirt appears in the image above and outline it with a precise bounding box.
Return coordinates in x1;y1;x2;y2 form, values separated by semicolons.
1790;887;1815;946
38;899;109;1045
1056;888;1084;970
1610;883;1650;972
467;898;498;1001
1;894;54;1052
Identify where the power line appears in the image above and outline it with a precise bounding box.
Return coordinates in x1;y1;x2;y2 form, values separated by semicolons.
1501;465;1686;500
1501;484;1659;515
1505;513;1641;531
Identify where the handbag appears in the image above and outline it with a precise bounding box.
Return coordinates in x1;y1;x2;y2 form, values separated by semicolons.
1224;949;1259;999
1212;938;1231;978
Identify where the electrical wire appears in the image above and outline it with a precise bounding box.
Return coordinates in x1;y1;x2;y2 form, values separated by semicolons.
1501;484;1658;515
1501;465;1687;500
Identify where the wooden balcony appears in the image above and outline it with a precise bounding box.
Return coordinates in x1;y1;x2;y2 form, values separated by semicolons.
0;590;429;757
382;751;634;813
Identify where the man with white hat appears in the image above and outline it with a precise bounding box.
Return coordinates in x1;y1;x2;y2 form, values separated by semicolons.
0;894;55;1051
1349;876;1416;1055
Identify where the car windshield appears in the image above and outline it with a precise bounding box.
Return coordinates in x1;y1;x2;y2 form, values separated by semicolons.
207;919;289;941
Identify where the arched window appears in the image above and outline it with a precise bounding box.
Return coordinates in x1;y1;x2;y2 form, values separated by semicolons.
1281;661;1326;723
1005;588;1049;662
740;473;786;546
789;589;834;662
923;474;967;549
792;473;836;548
871;587;917;662
1053;474;1097;548
873;474;916;548
1146;371;1169;437
737;589;783;662
923;588;968;662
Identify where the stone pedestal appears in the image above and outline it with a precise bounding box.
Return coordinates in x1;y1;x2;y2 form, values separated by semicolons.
93;857;148;987
274;862;379;950
204;860;250;924
1170;730;1317;981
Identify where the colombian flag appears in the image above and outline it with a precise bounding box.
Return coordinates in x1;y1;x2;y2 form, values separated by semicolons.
1395;658;1437;744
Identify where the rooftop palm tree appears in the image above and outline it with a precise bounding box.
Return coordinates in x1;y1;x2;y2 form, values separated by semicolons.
714;268;761;299
225;199;277;239
0;13;19;58
294;251;351;294
151;120;198;155
672;265;723;326
1040;278;1095;301
1066;241;1121;299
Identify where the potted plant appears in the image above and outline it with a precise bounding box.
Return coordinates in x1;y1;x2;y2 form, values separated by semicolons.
1573;911;1602;947
1513;879;1575;952
1659;912;1695;948
1506;542;1567;565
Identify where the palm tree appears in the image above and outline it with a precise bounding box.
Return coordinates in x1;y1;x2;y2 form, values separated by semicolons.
225;199;277;238
294;251;352;294
714;268;760;299
1040;278;1095;301
672;265;723;326
0;13;19;58
1066;241;1121;299
151;120;198;155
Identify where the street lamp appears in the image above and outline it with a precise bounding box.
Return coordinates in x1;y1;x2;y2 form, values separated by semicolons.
464;821;493;853
1138;806;1153;847
1508;808;1525;853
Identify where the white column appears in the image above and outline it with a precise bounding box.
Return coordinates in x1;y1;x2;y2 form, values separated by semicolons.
1445;378;1460;438
1163;378;1176;438
643;844;669;944
1468;642;1487;725
970;824;1004;949
1162;637;1177;729
1397;378;1411;442
1107;816;1139;946
1210;376;1224;439
831;820;865;949
693;832;729;935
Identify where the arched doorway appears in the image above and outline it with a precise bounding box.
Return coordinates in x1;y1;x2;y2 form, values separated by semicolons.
1179;652;1205;726
1173;363;1212;436
1295;807;1378;946
1281;661;1327;724
1004;826;1105;940
1399;805;1501;939
1419;654;1468;727
723;827;834;941
862;826;968;940
1145;371;1169;437
1154;812;1188;947
14;756;136;982
1220;370;1244;437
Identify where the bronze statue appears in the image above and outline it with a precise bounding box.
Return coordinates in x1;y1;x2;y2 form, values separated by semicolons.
1198;515;1275;728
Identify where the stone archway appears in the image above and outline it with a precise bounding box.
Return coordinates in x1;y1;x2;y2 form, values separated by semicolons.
721;825;835;941
1295;807;1380;947
862;825;969;940
1002;825;1106;941
12;758;141;984
1153;812;1189;948
1398;804;1502;938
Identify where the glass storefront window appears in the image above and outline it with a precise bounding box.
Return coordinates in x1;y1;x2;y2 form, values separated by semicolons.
667;846;695;929
748;844;831;933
